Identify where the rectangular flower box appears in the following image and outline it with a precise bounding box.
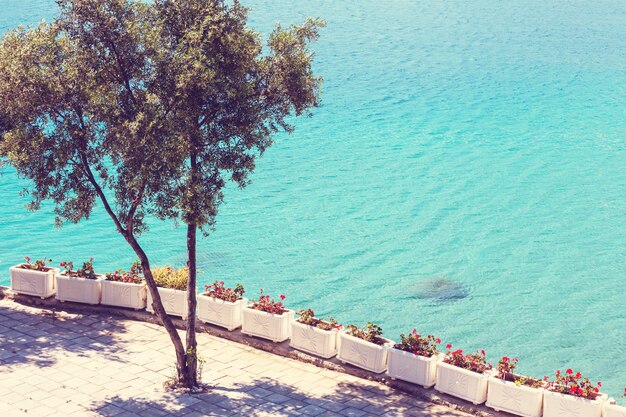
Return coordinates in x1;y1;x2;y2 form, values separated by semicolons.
197;294;247;330
486;376;544;417
56;274;104;305
543;390;607;417
10;265;59;299
241;307;294;343
100;280;147;310
146;287;189;319
290;319;338;359
603;400;626;417
435;361;491;404
336;331;392;373
387;348;442;388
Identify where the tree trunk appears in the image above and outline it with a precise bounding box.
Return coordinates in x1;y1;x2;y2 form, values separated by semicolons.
83;160;190;387
184;221;198;386
182;147;199;387
124;233;189;385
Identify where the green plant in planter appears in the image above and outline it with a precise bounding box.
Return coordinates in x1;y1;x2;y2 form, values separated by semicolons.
21;256;53;271
443;344;492;373
496;356;543;388
545;368;602;399
394;329;441;358
204;280;245;302
297;309;341;331
345;322;385;345
152;266;189;291
105;260;144;284
60;258;98;279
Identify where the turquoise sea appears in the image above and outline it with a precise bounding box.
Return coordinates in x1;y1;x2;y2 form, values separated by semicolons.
1;0;625;397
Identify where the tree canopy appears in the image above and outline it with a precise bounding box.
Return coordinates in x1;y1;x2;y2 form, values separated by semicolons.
0;0;323;388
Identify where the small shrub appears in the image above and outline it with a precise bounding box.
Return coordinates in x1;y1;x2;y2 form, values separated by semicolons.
345;322;386;345
204;280;245;302
297;309;341;331
249;289;287;315
443;344;492;374
394;329;441;358
151;266;188;290
545;369;602;399
20;256;53;272
60;258;98;279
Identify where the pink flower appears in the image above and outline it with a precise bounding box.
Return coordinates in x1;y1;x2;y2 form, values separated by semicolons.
25;256;30;262
446;344;452;349
566;369;573;375
90;257;93;262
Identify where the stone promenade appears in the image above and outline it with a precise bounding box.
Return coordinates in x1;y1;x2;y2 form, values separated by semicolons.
0;299;472;417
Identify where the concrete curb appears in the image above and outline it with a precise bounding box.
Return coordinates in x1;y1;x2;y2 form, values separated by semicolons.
0;286;511;417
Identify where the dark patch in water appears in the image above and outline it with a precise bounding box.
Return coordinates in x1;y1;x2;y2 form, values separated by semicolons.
408;278;469;302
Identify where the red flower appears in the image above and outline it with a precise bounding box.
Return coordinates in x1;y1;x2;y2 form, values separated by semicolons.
60;262;66;267
25;256;31;262
566;369;573;375
481;349;486;356
89;257;94;262
597;382;602;387
446;344;452;349
502;356;509;362
435;338;441;344
280;294;286;300
575;372;582;380
556;370;561;375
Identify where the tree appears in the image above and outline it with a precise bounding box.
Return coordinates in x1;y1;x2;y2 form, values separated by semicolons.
0;0;323;388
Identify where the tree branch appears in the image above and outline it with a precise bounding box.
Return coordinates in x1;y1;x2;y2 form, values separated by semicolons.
126;177;147;232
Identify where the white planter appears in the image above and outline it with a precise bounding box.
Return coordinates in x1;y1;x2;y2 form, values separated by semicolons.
197;295;247;331
241;307;294;343
543;390;606;417
435;361;491;404
486;376;544;417
146;287;189;319
10;265;59;298
387;349;442;388
290;320;338;359
56;274;103;305
603;400;626;417
100;280;147;310
336;331;392;373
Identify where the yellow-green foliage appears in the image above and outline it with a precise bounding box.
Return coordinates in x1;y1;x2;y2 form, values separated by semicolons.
152;266;189;291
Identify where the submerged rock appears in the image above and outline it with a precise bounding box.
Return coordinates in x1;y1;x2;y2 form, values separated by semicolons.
409;278;469;302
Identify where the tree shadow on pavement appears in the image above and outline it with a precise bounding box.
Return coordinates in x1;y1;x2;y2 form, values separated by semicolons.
90;376;472;417
0;303;130;368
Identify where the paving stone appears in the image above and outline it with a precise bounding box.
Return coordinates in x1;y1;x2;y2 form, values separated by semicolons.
0;299;474;417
